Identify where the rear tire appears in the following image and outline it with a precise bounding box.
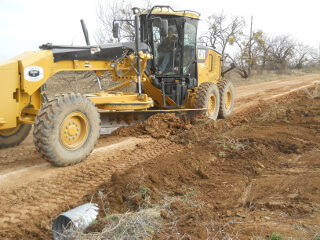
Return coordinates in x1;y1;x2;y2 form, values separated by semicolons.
217;79;235;119
194;82;220;120
0;124;32;149
33;93;101;167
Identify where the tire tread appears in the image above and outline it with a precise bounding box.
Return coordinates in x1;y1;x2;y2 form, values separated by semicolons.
33;92;101;167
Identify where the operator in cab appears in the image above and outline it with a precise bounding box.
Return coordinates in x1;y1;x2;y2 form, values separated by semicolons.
157;27;177;74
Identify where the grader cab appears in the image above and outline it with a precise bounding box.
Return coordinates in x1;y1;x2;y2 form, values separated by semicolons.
0;6;235;166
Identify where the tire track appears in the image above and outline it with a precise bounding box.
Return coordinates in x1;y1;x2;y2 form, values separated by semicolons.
0;137;184;239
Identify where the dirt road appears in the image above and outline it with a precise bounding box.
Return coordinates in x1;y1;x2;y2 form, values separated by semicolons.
234;74;320;114
0;74;319;239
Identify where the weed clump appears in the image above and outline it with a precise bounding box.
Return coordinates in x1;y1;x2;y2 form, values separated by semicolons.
64;208;161;240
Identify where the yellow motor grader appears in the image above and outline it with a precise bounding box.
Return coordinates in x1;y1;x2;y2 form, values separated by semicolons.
0;6;235;166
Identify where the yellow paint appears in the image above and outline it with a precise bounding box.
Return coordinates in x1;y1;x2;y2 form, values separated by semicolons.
141;7;200;19
59;112;89;150
225;90;232;109
143;78;176;107
19;114;35;124
208;93;217;116
107;81;132;91
182;90;195;109
197;49;221;85
0;125;22;136
88;92;153;110
0;118;6;125
12;50;54;95
0;60;20;129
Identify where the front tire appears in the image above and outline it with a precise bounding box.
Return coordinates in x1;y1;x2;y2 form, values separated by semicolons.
33;93;101;167
194;82;220;120
0;124;32;149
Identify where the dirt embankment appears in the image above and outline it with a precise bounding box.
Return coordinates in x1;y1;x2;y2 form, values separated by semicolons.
81;89;320;239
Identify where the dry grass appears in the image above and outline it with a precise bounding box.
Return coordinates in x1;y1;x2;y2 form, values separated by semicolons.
304;85;320;99
227;67;320;87
63;208;161;240
60;193;205;240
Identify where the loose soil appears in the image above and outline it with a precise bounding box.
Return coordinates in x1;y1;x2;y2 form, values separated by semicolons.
0;74;319;239
85;89;320;240
112;112;190;138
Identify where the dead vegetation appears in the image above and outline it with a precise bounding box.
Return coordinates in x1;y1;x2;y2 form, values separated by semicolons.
304;84;320;99
64;208;161;240
226;67;320;87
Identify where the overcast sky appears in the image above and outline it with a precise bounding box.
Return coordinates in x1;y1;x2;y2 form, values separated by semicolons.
0;0;319;61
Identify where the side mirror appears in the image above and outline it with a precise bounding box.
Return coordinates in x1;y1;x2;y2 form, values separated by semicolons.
113;22;120;39
160;19;168;37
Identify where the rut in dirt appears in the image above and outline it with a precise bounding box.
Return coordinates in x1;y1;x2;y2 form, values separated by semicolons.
0;137;184;239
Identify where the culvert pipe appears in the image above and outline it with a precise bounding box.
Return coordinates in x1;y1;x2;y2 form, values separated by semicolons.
52;203;99;240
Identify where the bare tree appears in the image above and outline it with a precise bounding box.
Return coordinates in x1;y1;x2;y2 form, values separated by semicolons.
310;47;320;65
229;47;251;78
95;0;153;44
229;30;267;78
199;12;246;60
291;42;311;69
268;35;295;69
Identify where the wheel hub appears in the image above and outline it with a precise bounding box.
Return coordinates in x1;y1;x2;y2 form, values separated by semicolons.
60;112;89;150
67;125;78;136
225;90;232;109
0;125;21;136
208;94;216;116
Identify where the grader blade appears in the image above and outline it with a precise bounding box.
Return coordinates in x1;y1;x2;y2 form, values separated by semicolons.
99;109;203;134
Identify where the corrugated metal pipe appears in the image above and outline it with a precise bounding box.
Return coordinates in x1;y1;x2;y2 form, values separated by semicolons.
52;203;99;240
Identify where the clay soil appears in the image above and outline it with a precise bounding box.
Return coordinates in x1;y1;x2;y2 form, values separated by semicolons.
0;74;319;239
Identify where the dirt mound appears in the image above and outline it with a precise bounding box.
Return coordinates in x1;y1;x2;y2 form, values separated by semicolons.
88;145;249;239
112;113;190;138
85;91;320;239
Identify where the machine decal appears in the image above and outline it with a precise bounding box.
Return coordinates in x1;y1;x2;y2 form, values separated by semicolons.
197;49;208;63
24;66;44;82
198;49;206;60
